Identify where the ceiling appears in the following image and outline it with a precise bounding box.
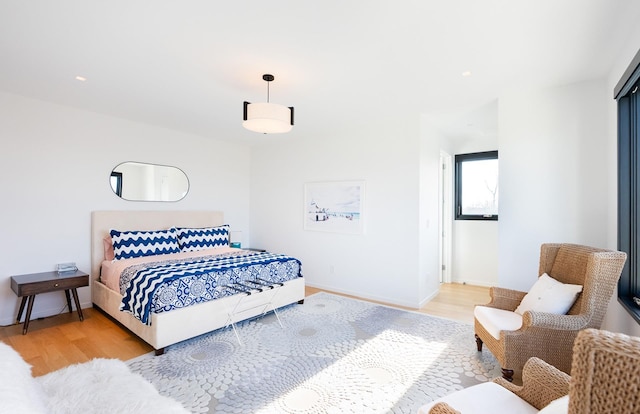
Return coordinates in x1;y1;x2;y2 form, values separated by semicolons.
1;1;639;145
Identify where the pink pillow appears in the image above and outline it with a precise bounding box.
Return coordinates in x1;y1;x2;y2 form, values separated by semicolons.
103;235;115;261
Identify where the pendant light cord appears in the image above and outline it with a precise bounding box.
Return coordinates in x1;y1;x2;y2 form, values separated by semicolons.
262;74;275;103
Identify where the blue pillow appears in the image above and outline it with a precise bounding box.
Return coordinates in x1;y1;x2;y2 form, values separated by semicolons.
109;228;180;260
176;225;230;252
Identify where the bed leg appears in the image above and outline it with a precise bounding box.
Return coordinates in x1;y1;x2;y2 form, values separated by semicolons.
154;348;165;356
298;299;305;304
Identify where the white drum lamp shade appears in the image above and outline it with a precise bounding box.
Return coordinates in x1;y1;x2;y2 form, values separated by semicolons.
243;74;294;134
243;102;293;134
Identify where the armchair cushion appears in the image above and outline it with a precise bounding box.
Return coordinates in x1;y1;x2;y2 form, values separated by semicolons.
538;396;569;413
514;273;582;316
474;306;522;340
417;382;538;414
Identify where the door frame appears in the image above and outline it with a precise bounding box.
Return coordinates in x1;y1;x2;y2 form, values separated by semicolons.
439;150;453;283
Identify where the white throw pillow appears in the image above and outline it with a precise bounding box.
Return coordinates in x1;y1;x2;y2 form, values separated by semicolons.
514;273;582;316
538;395;569;414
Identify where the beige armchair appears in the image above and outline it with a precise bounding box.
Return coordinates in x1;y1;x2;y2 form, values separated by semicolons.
419;328;640;414
474;243;626;381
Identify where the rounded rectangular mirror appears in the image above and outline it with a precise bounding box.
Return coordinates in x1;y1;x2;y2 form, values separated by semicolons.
110;161;189;202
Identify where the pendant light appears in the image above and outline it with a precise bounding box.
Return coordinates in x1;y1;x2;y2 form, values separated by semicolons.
243;74;294;134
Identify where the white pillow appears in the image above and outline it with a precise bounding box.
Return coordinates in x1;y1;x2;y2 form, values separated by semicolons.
514;273;582;315
538;395;569;414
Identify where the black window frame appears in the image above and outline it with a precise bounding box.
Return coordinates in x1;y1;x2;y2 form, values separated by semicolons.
454;150;499;221
616;48;640;324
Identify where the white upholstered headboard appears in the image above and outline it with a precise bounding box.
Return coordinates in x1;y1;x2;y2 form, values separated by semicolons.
90;210;225;283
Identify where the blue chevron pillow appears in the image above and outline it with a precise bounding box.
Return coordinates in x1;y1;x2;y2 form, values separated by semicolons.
109;228;181;260
176;225;230;252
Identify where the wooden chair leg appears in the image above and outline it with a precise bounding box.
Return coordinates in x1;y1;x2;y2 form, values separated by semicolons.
475;334;483;352
501;368;514;382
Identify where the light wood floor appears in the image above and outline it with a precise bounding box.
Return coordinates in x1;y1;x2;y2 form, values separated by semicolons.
0;283;489;377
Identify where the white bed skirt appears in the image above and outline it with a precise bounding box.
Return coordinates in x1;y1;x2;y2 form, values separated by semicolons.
92;277;305;351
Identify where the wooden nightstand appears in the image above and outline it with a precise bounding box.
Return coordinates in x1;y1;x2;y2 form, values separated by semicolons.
10;270;89;334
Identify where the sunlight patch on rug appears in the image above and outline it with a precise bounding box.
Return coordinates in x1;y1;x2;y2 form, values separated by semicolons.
128;292;500;413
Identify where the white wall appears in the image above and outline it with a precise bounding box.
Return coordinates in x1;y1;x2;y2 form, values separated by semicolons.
452;221;498;286
3;54;639;338
0;92;251;326
602;25;640;337
250;113;434;308
497;25;640;337
498;80;610;293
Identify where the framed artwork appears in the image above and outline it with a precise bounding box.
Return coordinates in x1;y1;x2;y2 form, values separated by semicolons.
304;180;365;234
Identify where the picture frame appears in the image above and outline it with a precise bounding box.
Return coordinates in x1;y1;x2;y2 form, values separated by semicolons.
304;180;365;234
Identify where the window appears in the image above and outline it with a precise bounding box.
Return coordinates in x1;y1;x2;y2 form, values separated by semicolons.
454;150;498;220
616;50;640;323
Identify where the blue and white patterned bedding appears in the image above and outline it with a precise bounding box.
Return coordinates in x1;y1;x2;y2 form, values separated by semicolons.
118;250;302;325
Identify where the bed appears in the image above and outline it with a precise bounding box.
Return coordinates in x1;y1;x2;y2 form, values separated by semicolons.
91;210;305;354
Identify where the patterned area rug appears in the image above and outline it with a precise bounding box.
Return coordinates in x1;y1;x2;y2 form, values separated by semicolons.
127;292;500;413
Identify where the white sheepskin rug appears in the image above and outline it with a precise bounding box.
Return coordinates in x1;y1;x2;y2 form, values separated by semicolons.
36;358;190;414
0;342;49;414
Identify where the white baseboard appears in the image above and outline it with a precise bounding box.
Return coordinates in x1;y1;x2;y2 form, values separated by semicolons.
450;279;494;288
305;282;423;309
418;289;439;308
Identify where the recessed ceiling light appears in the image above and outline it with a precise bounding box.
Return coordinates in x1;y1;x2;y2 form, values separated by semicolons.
75;75;87;82
462;71;472;77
